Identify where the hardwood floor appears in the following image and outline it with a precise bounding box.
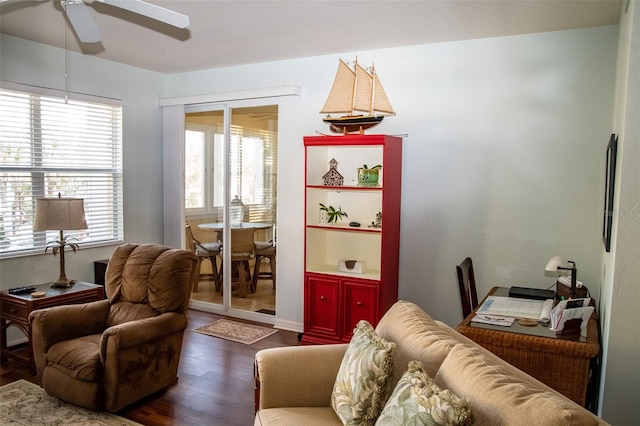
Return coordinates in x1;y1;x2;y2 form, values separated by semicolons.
0;309;301;426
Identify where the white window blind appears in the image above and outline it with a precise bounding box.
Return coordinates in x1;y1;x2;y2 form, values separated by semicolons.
0;86;123;257
184;124;277;224
231;126;277;224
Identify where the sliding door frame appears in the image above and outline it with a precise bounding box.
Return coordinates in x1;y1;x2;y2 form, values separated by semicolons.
162;86;300;323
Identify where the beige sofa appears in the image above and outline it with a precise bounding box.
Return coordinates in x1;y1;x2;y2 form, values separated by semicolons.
254;300;607;425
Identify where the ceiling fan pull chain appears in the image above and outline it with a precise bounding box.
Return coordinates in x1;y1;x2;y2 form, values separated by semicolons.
63;0;69;104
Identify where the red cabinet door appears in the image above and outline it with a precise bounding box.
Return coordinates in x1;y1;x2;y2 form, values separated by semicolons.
342;280;378;341
305;274;340;339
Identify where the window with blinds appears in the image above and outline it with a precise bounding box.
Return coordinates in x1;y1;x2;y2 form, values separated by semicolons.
0;86;123;257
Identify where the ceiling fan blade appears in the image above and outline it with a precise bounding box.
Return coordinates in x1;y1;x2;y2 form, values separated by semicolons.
0;0;47;4
63;0;102;43
98;0;190;28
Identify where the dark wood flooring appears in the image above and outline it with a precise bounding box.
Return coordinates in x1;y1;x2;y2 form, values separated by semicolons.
0;309;302;426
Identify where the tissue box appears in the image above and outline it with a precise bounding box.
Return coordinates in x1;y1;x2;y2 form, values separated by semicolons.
338;259;367;274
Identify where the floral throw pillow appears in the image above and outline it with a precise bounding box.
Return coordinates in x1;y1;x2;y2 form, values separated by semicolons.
375;360;474;426
331;320;396;425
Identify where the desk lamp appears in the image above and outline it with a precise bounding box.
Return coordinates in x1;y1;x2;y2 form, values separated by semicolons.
545;255;577;299
34;193;88;288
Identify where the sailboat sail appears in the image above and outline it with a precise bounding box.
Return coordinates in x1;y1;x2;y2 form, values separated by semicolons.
353;62;373;113
372;66;394;114
320;59;355;114
320;58;394;134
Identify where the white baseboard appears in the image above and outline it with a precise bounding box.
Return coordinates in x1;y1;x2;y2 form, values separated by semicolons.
273;318;303;333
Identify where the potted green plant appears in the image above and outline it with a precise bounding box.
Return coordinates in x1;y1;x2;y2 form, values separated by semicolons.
319;203;348;223
357;164;381;186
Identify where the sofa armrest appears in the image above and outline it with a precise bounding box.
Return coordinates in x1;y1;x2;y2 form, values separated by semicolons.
255;343;348;411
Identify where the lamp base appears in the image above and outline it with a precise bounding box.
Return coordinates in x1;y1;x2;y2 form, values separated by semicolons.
51;279;75;289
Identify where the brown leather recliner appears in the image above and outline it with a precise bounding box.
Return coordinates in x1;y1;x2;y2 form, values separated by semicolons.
29;243;199;412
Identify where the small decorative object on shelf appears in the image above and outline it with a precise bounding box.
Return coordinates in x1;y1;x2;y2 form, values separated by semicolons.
368;211;382;228
320;58;395;135
357;164;381;186
338;259;367;274
319;203;348;223
322;158;344;186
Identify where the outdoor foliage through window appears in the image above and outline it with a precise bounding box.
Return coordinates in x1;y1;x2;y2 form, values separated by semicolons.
0;86;123;256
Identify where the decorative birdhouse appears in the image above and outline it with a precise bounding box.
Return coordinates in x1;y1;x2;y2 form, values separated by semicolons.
322;158;344;186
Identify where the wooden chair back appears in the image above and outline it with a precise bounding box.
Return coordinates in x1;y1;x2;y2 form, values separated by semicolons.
456;257;479;319
231;227;256;257
185;223;198;252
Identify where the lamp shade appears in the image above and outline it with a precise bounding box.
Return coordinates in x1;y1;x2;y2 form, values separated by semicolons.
34;197;87;231
545;255;567;272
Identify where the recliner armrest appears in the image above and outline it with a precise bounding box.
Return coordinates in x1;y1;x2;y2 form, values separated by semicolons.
30;299;110;352
255;343;348;410
100;312;187;359
29;299;111;379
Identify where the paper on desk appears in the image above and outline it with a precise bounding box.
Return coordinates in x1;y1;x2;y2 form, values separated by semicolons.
549;298;589;327
477;296;554;321
471;314;516;327
538;299;554;323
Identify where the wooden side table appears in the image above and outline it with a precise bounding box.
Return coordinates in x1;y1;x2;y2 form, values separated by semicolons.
0;281;105;375
456;287;600;407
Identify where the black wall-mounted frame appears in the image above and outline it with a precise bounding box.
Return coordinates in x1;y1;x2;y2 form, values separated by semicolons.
603;133;618;252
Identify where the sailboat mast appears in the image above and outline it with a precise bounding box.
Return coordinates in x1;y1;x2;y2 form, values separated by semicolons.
370;63;376;115
351;58;358;116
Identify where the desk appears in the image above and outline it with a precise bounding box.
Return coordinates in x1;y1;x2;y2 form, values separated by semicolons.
457;287;599;407
1;281;105;375
198;222;272;231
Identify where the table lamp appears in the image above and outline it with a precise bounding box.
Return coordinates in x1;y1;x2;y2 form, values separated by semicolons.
545;255;577;299
33;193;88;288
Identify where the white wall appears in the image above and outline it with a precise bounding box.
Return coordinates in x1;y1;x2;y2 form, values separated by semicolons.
0;34;167;287
166;26;619;328
599;1;640;423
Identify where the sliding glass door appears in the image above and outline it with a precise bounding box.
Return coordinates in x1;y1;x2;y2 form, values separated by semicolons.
184;103;277;317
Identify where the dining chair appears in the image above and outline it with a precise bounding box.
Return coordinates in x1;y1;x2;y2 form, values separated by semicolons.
253;241;276;291
456;257;479;319
220;227;255;298
185;223;222;292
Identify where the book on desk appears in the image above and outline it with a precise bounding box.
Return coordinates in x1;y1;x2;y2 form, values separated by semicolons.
472;286;555;327
474;295;554;324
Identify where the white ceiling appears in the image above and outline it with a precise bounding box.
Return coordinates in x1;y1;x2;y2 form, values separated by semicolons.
0;0;622;74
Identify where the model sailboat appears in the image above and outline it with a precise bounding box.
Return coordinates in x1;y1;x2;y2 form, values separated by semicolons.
321;59;395;134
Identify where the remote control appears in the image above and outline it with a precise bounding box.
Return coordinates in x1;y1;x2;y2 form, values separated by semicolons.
8;286;36;295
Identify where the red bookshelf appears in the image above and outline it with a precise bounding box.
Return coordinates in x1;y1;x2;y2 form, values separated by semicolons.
303;134;402;343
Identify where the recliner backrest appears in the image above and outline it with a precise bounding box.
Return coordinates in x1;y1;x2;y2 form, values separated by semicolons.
105;243;199;316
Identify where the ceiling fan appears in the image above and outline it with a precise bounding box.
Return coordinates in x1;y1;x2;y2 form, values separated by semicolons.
0;0;190;43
